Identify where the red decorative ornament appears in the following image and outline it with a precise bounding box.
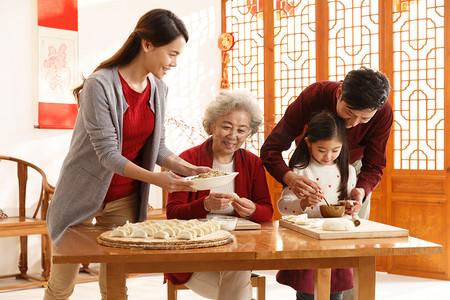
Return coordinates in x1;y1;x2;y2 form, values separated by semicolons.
218;32;235;52
218;33;234;89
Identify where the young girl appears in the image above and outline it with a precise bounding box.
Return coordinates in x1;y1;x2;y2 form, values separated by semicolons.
276;111;357;300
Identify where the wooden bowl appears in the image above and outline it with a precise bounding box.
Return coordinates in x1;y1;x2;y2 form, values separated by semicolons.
320;204;345;218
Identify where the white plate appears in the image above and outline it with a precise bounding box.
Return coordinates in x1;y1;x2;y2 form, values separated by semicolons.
184;172;239;191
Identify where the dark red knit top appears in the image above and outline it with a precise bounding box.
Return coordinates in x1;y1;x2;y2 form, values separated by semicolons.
103;73;155;203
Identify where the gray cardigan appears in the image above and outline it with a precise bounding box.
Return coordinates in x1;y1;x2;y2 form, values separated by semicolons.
46;66;174;245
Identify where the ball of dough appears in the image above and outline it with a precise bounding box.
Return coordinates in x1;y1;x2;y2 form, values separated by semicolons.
322;218;356;231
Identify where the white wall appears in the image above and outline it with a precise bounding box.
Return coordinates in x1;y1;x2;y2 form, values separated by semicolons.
0;0;221;276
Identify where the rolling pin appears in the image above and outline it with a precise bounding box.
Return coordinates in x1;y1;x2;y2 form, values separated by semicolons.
352;213;361;227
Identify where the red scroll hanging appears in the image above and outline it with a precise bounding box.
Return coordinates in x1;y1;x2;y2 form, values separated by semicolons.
37;0;78;129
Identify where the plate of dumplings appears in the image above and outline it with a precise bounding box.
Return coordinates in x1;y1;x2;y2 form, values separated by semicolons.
97;219;234;250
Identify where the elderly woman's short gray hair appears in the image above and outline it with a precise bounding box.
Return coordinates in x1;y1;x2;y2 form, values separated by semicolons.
202;89;263;136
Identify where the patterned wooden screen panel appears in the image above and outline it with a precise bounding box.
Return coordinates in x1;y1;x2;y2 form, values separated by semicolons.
224;0;265;155
392;0;445;170
274;0;317;161
328;0;380;80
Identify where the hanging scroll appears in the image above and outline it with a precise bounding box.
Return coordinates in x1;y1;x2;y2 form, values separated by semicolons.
37;0;78;129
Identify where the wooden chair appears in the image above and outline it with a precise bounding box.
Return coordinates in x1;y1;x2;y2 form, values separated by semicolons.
0;155;55;290
166;273;266;300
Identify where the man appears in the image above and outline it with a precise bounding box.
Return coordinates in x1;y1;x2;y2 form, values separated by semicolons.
261;66;392;219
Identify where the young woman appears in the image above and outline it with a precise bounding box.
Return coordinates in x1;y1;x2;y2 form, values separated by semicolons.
44;9;209;300
164;89;273;300
276;111;357;300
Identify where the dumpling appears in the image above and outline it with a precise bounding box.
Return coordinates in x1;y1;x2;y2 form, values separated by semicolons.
198;225;212;235
230;192;240;201
293;214;310;225
154;231;170;239
151;223;163;230
164;221;177;227
162;227;176;237
142;225;157;236
117;225;132;235
130;229;148;238
177;230;193;240
192;227;205;237
283;215;297;221
171;226;182;235
126;225;141;234
187;219;201;226
187;228;198;239
207;220;220;231
110;228;127;237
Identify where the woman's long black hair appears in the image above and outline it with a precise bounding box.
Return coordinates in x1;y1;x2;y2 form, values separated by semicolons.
288;111;350;199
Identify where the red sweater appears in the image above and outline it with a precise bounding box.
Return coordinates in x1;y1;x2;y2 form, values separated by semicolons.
104;74;154;203
164;138;273;285
260;81;393;198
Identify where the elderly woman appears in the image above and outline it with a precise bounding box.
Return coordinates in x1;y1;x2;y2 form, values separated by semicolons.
164;89;273;300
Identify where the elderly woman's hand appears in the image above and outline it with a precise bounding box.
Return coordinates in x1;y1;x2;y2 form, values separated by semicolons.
204;192;234;211
231;195;256;219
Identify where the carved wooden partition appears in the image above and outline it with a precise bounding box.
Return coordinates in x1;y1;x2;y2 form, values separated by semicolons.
222;0;449;280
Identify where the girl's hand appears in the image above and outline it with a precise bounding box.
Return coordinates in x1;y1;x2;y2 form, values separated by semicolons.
300;193;322;210
283;171;321;200
231;195;256;219
204;192;234;211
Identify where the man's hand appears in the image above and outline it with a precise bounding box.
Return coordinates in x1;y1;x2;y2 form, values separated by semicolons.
342;188;365;214
283;171;321;200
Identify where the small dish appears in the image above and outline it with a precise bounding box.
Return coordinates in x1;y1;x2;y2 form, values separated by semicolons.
184;172;239;191
319;204;345;218
209;216;237;231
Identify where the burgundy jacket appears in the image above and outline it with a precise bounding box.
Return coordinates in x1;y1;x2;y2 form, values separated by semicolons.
260;81;393;198
164;138;273;285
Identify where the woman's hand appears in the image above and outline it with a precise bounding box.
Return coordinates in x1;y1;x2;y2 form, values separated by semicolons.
204;192;234;211
191;166;213;176
161;155;212;177
153;171;196;193
231;195;256;219
283;171;321;200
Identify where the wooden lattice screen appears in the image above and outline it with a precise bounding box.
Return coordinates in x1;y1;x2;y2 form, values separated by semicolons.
222;0;449;281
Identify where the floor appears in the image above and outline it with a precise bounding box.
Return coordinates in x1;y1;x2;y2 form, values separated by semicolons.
1;270;449;299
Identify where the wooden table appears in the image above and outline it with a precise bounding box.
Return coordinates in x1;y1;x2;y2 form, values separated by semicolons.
53;221;442;300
